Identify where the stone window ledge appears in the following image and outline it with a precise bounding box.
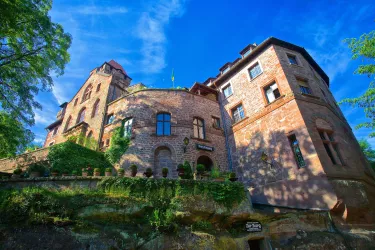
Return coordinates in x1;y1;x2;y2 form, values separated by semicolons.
264;95;285;108
231;116;249;127
301;93;320;99
150;134;178;137
249;72;263;82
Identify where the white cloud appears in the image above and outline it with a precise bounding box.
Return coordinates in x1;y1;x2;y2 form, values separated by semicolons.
52;81;74;104
75;6;128;15
136;0;187;74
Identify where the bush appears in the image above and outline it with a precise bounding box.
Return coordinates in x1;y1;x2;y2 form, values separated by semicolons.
210;165;221;179
181;161;193;179
72;170;78;175
196;164;205;174
94;168;100;173
118;168;125;173
162;168;168;174
176;164;184;170
13;168;22;175
145;167;152;174
229;172;236;178
28;162;47;174
130;164;137;172
105;168;112;172
47;141;111;176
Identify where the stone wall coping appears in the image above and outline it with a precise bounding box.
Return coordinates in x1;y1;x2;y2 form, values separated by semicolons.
107;88;219;107
0;176;105;183
0;147;50;162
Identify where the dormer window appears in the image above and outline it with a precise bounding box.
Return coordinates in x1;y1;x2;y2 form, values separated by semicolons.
222;66;230;74
243;49;252;57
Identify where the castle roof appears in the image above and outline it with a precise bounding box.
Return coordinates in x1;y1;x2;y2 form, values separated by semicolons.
107;59;127;75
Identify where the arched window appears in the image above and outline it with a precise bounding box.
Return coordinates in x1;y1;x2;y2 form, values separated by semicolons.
193;118;205;139
96;83;101;92
91;99;100;118
77;108;86;124
123;118;133;137
156;113;171;136
82;84;93;102
64;116;72;131
87;131;93;138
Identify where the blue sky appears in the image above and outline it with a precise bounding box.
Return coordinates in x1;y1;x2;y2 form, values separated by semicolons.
33;0;375;146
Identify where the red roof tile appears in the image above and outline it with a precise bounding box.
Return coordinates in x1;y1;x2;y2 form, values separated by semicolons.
108;59;127;75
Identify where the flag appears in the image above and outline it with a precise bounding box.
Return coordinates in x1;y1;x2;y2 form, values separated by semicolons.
171;68;175;82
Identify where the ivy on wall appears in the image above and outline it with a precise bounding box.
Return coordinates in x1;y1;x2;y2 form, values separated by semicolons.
104;125;130;165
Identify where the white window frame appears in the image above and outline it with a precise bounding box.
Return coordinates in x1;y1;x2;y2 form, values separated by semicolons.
221;83;233;99
247;60;263;81
285;52;301;66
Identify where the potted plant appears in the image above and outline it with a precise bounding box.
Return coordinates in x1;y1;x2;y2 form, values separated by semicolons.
162;167;169;178
196;164;205;178
62;169;69;177
229;172;238;182
105;168;112;177
71;170;78;177
118;168;125;177
28;163;46;178
130;164;137;177
177;164;184;177
94;168;101;176
87;165;93;176
51;168;59;177
12;168;22;179
82;168;88;177
143;167;153;178
211;166;224;182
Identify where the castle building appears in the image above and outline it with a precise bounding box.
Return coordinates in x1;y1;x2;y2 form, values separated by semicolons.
44;37;375;223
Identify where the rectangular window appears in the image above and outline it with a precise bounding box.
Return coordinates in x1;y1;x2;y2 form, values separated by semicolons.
123;118;133;137
288;134;306;168
232;104;245;123
297;79;312;95
156;113;171;136
248;63;262;79
264;82;281;103
223;84;233;98
212;117;220;128
319;129;343;165
288;54;298;65
193;118;205;139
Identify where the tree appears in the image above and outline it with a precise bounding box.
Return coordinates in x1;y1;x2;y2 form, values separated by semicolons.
359;138;375;170
0;0;71;126
339;30;375;136
0;111;34;158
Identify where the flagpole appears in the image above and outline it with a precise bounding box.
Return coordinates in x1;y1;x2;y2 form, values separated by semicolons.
171;68;175;88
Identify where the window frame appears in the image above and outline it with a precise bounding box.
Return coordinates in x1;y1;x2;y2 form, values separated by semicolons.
105;113;115;125
231;103;246;124
287;134;306;168
262;81;281;104
77;107;86;124
91;99;100;118
193;117;206;139
296;77;313;95
82;84;93;102
123;117;134;138
318;129;344;166
248;61;263;80
64;116;72;132
287;53;299;65
212;116;221;129
74;98;78;106
156;112;171;136
222;83;233;98
96;83;101;92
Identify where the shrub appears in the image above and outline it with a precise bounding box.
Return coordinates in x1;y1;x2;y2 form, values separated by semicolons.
105;168;112;172
118;168;125;173
229;172;236;178
62;169;69;174
47;141;111;176
104;127;130;165
72;170;78;175
181;161;193;179
145;167;152;174
162;168;168;174
210;165;221;179
13;168;22;175
28;162;47;174
94;168;100;173
176;164;184;170
196;164;205;174
130;164;137;172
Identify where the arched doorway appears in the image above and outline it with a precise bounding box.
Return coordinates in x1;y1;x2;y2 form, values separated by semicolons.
154;146;176;178
197;155;213;171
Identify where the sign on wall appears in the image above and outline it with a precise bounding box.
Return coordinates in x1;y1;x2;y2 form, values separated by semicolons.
196;144;214;152
245;222;262;232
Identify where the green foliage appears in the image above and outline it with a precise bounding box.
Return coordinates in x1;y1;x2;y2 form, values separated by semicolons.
196;164;205;173
359;138;375;170
27;162;47;174
67;133;97;150
162;168;169;174
105;127;130;165
0;111;34;158
25;143;42;153
13;168;22;175
47;141;111;176
210;165;221;179
192;221;213;232
130;164;137;172
145;167;152;173
118;168;125;173
229;172;236;178
94;168;100;172
105;168;112;172
180;161;193;179
72;170;77;175
339;30;375;136
177;164;184;170
0;0;71;126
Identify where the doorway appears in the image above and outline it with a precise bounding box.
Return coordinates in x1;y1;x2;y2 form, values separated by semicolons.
197;155;213;171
